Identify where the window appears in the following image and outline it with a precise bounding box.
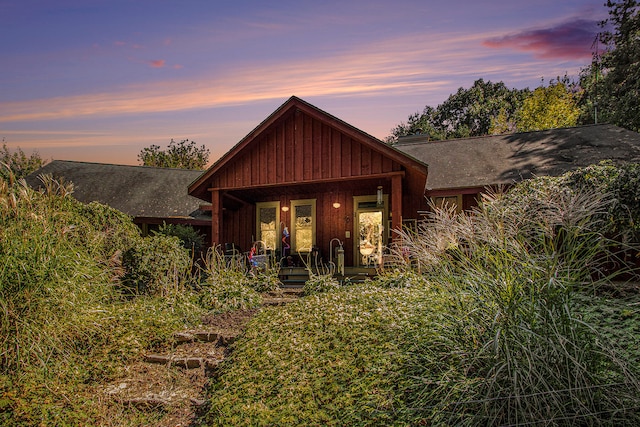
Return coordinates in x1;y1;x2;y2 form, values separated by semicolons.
256;201;280;251
291;199;316;253
431;195;462;213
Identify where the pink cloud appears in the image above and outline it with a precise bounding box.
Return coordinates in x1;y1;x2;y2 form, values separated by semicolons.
483;19;598;60
149;59;166;68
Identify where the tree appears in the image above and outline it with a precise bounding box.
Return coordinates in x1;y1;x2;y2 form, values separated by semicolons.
515;79;581;132
580;0;640;131
387;79;529;142
138;139;210;170
0;141;47;182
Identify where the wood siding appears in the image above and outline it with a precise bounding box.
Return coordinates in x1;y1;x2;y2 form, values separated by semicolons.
211;110;404;190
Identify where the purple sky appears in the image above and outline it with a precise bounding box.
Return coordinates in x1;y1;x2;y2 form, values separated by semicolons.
1;0;606;166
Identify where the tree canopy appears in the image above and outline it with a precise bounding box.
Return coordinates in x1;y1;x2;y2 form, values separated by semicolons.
515;79;581;132
138;139;210;170
580;0;640;131
0;142;47;182
387;79;530;142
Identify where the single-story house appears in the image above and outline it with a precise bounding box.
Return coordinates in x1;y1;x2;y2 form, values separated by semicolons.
26;96;640;271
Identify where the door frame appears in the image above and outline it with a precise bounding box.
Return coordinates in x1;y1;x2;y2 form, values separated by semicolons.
353;194;388;267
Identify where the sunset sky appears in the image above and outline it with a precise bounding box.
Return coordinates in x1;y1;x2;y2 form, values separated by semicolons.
1;0;606;166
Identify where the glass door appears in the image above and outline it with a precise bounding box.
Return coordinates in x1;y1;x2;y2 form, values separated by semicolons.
354;194;388;267
256;201;279;251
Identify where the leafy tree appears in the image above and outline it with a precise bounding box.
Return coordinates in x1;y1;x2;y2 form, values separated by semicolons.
387;79;529;142
580;0;640;131
515;79;581;132
0;141;46;182
138;138;210;169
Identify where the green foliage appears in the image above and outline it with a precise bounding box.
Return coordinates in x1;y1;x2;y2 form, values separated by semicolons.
155;222;205;254
138;138;210;169
387;79;529;142
0;172;207;426
580;0;640;130
204;285;423;426
121;234;192;296
205;165;640;426
0;142;46;182
197;247;262;313
302;271;341;295
515;79;581;132
547;161;640;242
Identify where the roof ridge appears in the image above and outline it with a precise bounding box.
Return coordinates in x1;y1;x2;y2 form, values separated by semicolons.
50;159;204;172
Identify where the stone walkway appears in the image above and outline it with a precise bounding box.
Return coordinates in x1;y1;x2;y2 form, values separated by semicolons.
102;288;303;426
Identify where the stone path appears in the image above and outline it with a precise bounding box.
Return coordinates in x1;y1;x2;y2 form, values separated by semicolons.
102;288;303;426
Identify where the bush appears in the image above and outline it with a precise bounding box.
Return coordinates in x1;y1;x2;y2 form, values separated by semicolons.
121;234;192;296
393;176;640;425
205;164;640;426
197;247;262;313
155;222;205;255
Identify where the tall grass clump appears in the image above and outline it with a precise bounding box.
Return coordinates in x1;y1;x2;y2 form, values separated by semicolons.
394;179;640;425
0;172;205;425
197;247;262;313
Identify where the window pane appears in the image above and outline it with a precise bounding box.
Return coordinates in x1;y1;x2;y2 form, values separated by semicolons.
295;204;313;251
259;207;277;250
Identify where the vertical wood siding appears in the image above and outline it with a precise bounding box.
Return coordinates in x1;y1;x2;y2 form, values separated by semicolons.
211;109;403;189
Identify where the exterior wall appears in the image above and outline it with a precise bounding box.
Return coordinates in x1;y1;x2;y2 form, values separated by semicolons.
211;110;404;190
218;182;429;267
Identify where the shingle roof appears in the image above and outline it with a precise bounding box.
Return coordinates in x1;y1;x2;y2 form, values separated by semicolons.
395;124;640;191
25;160;208;219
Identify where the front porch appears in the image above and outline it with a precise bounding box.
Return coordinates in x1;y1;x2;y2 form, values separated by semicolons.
188;97;429;271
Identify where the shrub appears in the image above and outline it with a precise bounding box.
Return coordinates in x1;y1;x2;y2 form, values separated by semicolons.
197;247;261;313
155;222;205;255
121;234;192;296
302;272;341;295
0;172;205;425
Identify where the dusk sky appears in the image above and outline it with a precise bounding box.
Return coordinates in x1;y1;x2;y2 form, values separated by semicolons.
1;0;606;166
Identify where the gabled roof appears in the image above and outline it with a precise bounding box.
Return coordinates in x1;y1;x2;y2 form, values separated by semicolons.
189;96;428;200
26;160;207;219
395;124;640;191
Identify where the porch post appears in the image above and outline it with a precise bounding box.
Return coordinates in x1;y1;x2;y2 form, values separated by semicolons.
210;189;222;246
391;174;403;242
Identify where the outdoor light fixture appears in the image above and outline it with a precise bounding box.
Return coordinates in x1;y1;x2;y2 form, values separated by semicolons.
377;186;383;206
332;202;341;209
281;206;290;212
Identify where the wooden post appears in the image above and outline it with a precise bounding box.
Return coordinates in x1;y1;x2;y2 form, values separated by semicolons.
391;174;402;242
210;189;221;246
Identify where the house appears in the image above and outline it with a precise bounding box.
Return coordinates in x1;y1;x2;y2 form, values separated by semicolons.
25;160;212;239
188;96;429;268
26;97;640;272
394;123;640;212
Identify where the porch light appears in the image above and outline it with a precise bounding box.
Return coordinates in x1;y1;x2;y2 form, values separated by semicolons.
377;186;383;206
281;206;289;212
332;202;341;209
